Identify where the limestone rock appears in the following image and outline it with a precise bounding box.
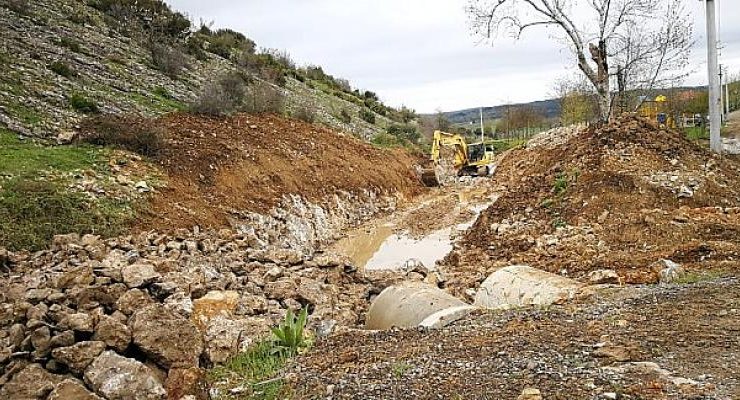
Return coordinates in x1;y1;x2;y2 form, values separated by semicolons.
474;265;583;309
84;351;166;400
52;341;106;374
203;316;267;364
50;330;76;348
656;259;686;284
518;388;543;400
264;278;298;300
115;288;154;315
122;263;160;288
0;363;63;400
59;313;95;333
93;315;131;352
587;269;621;285
165;367;206;400
48;379;103;400
30;326;51;357
191;290;239;332
130;304;203;369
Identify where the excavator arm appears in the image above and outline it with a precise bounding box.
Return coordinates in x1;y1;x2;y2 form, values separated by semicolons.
421;131;470;186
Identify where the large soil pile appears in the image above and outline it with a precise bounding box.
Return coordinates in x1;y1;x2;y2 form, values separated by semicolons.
87;113;424;232
443;116;740;294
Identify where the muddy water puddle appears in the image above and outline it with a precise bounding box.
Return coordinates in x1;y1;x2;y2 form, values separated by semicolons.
331;187;494;271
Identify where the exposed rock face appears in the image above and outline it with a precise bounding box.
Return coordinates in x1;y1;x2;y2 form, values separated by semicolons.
129;304;204;369
84;351;166;400
474;265;583;309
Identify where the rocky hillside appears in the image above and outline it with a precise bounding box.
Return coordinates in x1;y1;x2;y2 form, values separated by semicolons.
0;0;404;141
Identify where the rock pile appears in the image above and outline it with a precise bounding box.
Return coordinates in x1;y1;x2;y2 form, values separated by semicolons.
442;116;740;295
0;229;387;399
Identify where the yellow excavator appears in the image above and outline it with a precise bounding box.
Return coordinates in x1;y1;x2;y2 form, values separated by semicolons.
421;130;496;187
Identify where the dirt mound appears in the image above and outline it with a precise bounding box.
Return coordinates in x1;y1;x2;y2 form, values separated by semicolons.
89;113;424;232
442;116;740;293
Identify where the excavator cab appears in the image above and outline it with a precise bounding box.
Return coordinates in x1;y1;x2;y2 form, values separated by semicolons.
420;131;496;186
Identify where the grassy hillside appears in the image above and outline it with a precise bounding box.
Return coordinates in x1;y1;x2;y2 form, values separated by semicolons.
0;0;412;141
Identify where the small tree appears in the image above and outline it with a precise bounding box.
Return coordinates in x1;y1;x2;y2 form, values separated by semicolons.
467;0;693;121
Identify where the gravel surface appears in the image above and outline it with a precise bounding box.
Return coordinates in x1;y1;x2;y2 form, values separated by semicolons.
289;277;740;399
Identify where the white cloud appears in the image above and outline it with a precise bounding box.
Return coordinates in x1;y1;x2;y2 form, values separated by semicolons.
169;0;740;113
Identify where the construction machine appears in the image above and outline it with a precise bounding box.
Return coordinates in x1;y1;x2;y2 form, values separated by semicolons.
420;130;496;187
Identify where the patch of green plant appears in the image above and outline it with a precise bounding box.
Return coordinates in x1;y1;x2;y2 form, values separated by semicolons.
130;91;186;113
208;341;292;400
69;93;99;113
7;103;43;126
338;108;352;124
359;108;376;124
0;128;134;251
685;126;709;141
370;132;407;148
59;37;83;53
391;362;413;378
673;270;723;285
540;197;554;209
271;307;309;356
49;61;76;78
553;172;569;195
551;217;566;228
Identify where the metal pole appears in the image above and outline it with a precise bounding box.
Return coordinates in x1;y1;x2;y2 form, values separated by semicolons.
720;65;725;125
706;0;722;153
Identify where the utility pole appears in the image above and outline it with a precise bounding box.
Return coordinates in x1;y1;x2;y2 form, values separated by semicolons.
705;0;722;153
725;66;731;116
479;107;484;143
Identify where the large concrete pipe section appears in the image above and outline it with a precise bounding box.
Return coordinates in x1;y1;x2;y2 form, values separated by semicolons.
365;282;475;330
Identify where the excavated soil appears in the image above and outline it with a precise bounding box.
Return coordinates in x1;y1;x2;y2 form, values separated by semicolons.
89;113;424;232
290;277;740;399
441;117;740;295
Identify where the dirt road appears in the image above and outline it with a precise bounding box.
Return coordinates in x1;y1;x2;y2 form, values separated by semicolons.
725;109;740;138
291;277;740;399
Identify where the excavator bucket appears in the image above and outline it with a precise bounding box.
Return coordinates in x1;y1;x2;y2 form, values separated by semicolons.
421;168;440;187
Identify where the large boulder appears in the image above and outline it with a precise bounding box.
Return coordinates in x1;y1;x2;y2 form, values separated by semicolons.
365;282;475;330
48;379;103;400
84;351;166;400
58;313;95;333
202;316;269;364
51;341;106;374
0;363;63;400
474;265;583;309
129;304;203;369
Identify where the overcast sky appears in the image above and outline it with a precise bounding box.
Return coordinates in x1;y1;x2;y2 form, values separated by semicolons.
169;0;740;113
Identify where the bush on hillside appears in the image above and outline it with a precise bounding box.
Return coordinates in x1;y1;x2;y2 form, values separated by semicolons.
339;108;352;124
387;123;421;143
49;61;76;78
207;28;256;59
69;93;99;113
293;106;316;123
359;108;376;124
235;52;287;86
149;42;188;78
79;116;163;156
191;72;249;116
91;0;190;40
244;82;285;114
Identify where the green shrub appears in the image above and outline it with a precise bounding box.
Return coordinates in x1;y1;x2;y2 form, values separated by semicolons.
49;61;76;78
359;108;376;124
207;28;256;59
90;0;190;40
208;341;291;400
0;179;130;251
270;308;308;356
79;116;163;156
59;37;82;53
2;0;28;14
339;108;352;124
292;106;316;123
387;123;421;143
244;82;285;114
69;93;99;113
371;132;405;148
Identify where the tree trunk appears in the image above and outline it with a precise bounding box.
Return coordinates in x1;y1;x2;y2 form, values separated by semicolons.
589;41;611;122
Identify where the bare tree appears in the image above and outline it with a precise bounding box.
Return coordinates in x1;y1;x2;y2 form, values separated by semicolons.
467;0;693;121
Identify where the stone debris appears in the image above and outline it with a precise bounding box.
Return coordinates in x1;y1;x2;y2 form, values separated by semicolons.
0;229;407;398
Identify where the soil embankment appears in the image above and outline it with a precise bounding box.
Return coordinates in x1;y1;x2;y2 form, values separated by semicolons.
441;117;740;295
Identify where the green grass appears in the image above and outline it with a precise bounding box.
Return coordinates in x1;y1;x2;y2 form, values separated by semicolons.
208;341;292;400
488;138;527;152
6;102;43;126
391;362;413;378
685;126;709;140
0;128;134;251
129;91;187;112
672;270;724;285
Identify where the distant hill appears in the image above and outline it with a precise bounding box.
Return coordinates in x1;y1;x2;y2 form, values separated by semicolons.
437;99;561;125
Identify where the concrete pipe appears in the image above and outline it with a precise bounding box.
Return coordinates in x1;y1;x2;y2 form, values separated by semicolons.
474;265;583;309
365;282;475;330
